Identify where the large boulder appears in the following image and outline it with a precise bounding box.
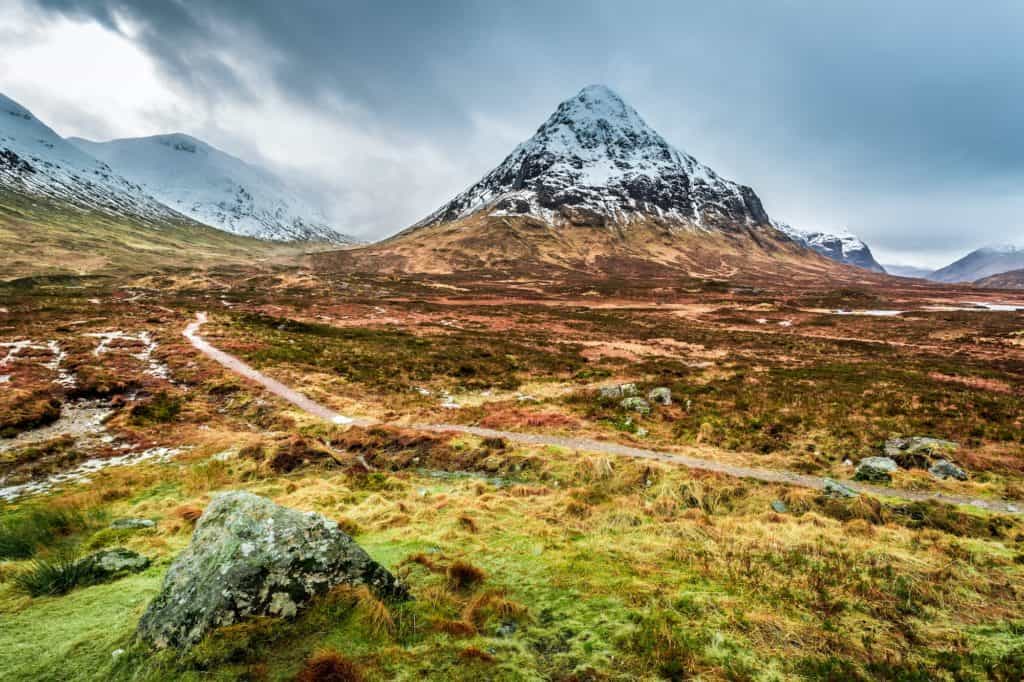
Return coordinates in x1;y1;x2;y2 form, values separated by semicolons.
854;456;899;483
883;437;957;469
137;491;408;649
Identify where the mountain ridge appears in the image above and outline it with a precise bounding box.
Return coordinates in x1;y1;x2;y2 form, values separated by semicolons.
771;221;886;273
928;244;1024;283
69;133;355;244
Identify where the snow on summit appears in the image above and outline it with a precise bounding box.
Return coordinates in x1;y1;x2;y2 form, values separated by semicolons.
0;93;178;222
413;84;769;230
70;133;355;243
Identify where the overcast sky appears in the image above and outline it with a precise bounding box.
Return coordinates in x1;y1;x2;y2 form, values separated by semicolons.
3;0;1022;267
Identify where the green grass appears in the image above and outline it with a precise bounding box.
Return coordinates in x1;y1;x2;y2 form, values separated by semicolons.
0;506;93;560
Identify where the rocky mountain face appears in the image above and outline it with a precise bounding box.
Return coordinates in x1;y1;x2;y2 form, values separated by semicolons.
411;85;770;232
70;134;354;244
772;221;886;273
0;93;179;223
928;245;1024;283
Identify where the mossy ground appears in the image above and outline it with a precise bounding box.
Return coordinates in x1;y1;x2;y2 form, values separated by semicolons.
0;269;1022;680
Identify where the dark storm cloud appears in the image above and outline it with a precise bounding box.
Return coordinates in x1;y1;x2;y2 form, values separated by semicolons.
26;0;1024;262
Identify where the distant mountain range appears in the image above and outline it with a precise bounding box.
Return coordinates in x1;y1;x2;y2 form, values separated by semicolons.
882;263;934;279
0;92;352;243
70;134;353;243
974;268;1024;289
927;245;1024;283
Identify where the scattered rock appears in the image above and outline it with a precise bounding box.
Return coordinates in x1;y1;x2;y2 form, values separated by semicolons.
884;437;957;469
770;500;788;513
598;383;639;401
620;397;651;415
823;479;859;498
496;621;518;638
109;518;155;530
79;548;151;581
137;491;408;649
929;459;969;481
647;387;672;405
854;456;899;483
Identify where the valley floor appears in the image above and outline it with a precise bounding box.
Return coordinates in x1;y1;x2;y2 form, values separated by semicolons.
1;266;1023;680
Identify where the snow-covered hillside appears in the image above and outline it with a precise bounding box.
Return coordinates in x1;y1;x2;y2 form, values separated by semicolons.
70;134;355;244
0;93;179;222
928;244;1024;283
772;221;886;273
413;85;769;231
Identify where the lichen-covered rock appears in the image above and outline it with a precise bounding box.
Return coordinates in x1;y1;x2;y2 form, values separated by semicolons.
110;518;155;530
883;437;957;469
929;459;969;481
823;479;858;498
598;383;639;401
647;387;672;405
854;456;899;483
620;397;651;414
136;491;408;649
79;548;150;581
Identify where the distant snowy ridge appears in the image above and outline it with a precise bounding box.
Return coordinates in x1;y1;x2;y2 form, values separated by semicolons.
772;221;886;273
70;133;355;244
412;85;769;231
0;93;180;223
928;244;1024;283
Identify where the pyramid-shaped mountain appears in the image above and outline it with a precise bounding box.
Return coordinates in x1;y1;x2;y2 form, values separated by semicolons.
330;86;867;280
414;85;769;231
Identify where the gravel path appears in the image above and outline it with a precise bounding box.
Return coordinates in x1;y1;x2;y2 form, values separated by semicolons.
184;313;1021;515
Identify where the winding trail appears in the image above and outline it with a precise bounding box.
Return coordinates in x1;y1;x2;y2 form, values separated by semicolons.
184;313;1021;515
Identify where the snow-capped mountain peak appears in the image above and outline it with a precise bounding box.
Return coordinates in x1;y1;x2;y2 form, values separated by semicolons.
0;93;179;222
412;84;769;231
772;221;886;273
70;133;355;244
929;242;1024;283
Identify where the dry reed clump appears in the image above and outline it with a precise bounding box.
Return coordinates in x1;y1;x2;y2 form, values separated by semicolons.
457;514;479;533
458;646;496;663
447;560;486;592
174;505;204;523
293;650;364;682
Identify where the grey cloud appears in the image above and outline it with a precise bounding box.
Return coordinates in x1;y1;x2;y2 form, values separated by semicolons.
24;0;1024;263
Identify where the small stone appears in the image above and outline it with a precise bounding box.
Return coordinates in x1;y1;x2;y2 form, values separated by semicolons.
110;518;156;530
111;649;125;659
929;459;968;481
620;397;651;415
78;548;151;581
823;479;859;498
635;427;648;437
647;387;672;405
598;383;639;401
770;500;788;513
854;456;899;483
496;621;518;638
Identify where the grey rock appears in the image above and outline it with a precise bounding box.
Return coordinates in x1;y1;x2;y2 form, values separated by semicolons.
854;456;899;483
648;387;672;405
620;397;651;415
496;621;518;638
770;500;788;513
929;459;968;481
883;437;957;469
598;383;639;401
79;548;150;581
110;518;156;530
137;491;408;649
823;479;859;498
